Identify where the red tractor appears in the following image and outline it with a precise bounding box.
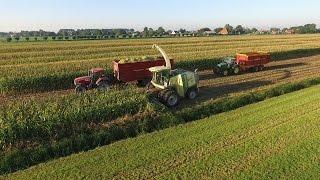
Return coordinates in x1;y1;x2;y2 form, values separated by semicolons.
74;68;110;93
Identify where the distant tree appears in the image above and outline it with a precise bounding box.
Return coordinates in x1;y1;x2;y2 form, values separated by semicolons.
58;36;63;40
64;36;69;40
142;27;149;37
235;25;245;35
303;24;317;33
14;36;20;41
270;28;281;34
179;28;187;34
34;37;38;41
112;29;126;37
251;28;258;33
43;36;48;41
148;28;154;37
224;24;234;34
52;36;56;40
25;37;30;41
198;28;211;35
92;29;103;37
244;28;252;34
157;27;166;36
72;36;77;40
6;37;12;42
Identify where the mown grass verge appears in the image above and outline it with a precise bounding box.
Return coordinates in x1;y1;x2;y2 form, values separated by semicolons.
6;85;320;179
1;47;320;94
1;76;320;175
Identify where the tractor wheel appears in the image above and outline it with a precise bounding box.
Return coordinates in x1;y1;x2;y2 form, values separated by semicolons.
223;70;229;76
254;66;260;72
233;67;240;74
259;65;264;71
75;85;86;93
97;82;110;92
164;90;179;107
187;88;199;100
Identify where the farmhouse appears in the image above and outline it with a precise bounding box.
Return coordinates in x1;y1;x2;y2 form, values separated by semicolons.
285;29;296;34
219;27;229;35
204;31;216;36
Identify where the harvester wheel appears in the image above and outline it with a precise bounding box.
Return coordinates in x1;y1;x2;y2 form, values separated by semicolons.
75;85;86;93
97;82;110;91
254;66;260;72
187;88;199;100
158;89;170;102
233;67;240;74
164;90;179;107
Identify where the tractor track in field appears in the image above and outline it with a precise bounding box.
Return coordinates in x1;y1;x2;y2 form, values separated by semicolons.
1;55;320;106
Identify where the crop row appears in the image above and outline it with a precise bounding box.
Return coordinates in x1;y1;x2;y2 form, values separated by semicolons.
1;47;320;94
0;86;149;150
1;76;320;175
1;34;317;52
2;36;320;64
1;35;320;94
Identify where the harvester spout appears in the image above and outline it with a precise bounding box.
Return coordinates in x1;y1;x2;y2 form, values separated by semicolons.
153;44;171;69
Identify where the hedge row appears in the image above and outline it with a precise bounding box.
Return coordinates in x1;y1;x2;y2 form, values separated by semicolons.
1;77;320;175
2;48;320;94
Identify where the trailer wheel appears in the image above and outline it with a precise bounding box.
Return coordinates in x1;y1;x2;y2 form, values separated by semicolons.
146;82;154;91
75;85;86;93
164;90;179;107
233;67;240;74
259;65;264;71
223;70;229;76
137;78;151;87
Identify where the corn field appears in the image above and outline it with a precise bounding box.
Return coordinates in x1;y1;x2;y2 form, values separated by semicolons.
1;34;320;93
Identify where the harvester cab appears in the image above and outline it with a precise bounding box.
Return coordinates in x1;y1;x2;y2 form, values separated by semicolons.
149;44;199;107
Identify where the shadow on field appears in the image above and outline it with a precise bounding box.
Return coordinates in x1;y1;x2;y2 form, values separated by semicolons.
272;48;320;61
265;62;307;71
199;80;272;100
198;62;305;81
178;68;294;109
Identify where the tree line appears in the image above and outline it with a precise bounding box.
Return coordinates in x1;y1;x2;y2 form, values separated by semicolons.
3;23;319;42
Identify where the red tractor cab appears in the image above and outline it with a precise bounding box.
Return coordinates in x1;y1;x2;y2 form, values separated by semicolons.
74;68;110;93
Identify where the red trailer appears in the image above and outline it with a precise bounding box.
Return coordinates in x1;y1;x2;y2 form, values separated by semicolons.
236;52;271;71
113;57;174;84
214;52;271;76
74;57;174;93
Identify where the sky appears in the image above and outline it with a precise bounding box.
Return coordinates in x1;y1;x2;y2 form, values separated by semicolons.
0;0;319;32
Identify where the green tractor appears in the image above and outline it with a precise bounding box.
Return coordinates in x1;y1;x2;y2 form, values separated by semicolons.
149;45;199;107
213;57;240;76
